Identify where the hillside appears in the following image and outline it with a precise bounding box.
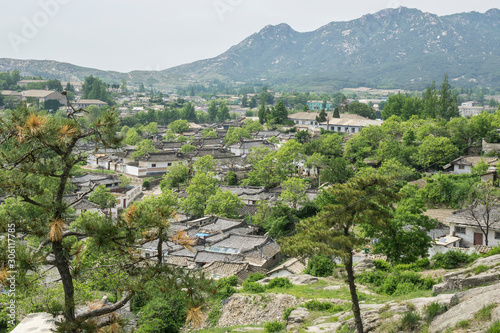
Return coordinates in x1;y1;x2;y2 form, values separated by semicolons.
2;7;500;91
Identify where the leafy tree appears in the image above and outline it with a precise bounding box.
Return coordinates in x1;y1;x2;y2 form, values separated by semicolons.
295;130;311;144
226;171;238;185
180;172;218;218
241;95;248;107
182;102;197;122
168;119;190;134
176;135;188;142
281;175;398;333
249;95;257;109
88;184;116;209
160;164;190;190
204;190;244;218
135;293;187;333
316;109;327;122
193;155;216;174
365;185;438;264
258;100;267;125
163;129;177;141
320;157;354;184
86;105;102;124
412;136;459;168
218;102;230;122
207;101;218;122
180;144;196;153
144;122;159;136
47;79;63;92
82;75;111;104
280;177;308;208
268;101;288;125
201;128;218;138
243;119;264;133
224;127;251;145
333;107;340;118
132;139;158;157
438;74;459;119
347;102;376;119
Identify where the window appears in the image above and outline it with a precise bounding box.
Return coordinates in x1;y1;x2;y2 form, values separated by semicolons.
167;163;172;166
458;165;465;170
337;127;341;131
455;226;466;234
495;232;500;240
151;163;156;167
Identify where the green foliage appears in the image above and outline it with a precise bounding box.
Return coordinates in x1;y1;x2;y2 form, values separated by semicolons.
282;306;295;320
82;75;112;104
193;155;216;174
267;277;292;289
251;202;299;239
474;303;497;321
419;173;479;209
279;177;308;208
304;255;335;277
160;163;190;190
124;127;142;145
206;303;222;328
180;172;218;217
142;178;151;190
132;139;158;157
264;320;285;333
423;302;448;322
474;264;490;275
135;293;187;333
394;258;430;271
169;119;190;133
242;281;266;293
225;171;238;185
89;184;116;209
246;273;267;282
486;321;500;333
224;127;251;145
357;270;436;296
373;260;391;272
204;190;244;218
484;245;500;257
431;251;479;269
180;144;196;153
303;300;348;313
399;311;422;331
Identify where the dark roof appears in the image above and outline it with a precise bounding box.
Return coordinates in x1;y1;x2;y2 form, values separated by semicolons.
137;152;188;162
447;205;500;230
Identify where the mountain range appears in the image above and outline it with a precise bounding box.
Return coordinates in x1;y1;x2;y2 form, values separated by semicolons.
2;7;500;91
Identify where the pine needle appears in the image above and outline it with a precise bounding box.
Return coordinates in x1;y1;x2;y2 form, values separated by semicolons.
25;113;47;135
171;230;197;253
186;305;205;328
49;219;66;242
0;265;10;284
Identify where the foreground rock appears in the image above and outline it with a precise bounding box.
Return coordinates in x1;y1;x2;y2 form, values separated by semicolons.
286;307;310;332
432;254;500;293
217;293;301;327
430;282;500;333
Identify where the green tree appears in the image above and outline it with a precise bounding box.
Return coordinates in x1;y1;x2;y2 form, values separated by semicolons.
163;129;177;141
135;293;187;333
249;95;257;109
316;109;327;122
268;101;288;125
201;128;218;138
182;102;197;122
124;128;142;145
144;122;159;136
180;144;196;153
207;101;218;122
333;107;340;118
226;171;238;185
281;175;398;333
365;184;437;264
218;102;230;122
168;119;190;134
241;95;248;107
88;184;116;209
180;172;218;218
258;100;267;125
193;155;216;174
132;139;158;157
412;136;459;168
438;74;459;119
295;130;311;144
47;79;63;92
82;75;111;104
160;163;190;190
204;190;244;218
224;127;251;145
280;177;308;208
347;102;376;119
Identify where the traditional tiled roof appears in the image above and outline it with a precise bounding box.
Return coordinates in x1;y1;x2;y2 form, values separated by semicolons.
267;258;307;275
447;206;500;230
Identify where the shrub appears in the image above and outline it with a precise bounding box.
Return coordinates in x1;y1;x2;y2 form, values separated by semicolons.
142;179;151;190
484;245;500;257
217;275;238;287
373;259;392;272
267;277;292;289
474;264;490;275
457;320;470;328
242;281;265;293
399;311;421;331
486;321;500;333
206;303;222;327
264;320;285;333
395;258;430;271
358;270;436;296
136;294;187;333
246;272;266;283
431;251;478;269
304;255;334;277
304;300;348;313
283;306;295;321
424;302;447;322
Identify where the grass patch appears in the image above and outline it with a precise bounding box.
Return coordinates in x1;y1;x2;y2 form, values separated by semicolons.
423;301;448;322
264;320;285;333
399;311;422;331
457;320;470;329
474;264;490;275
303;300;349;313
474;303;498;321
282;306;295;321
486;321;500;333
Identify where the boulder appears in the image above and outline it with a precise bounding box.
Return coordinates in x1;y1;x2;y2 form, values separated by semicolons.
288;274;319;285
353;258;375;274
430;283;500;333
286;307;310;331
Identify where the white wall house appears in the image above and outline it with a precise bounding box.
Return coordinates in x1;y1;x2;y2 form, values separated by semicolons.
117;152;188;177
444;156;498;175
288;112;382;133
447;206;500;247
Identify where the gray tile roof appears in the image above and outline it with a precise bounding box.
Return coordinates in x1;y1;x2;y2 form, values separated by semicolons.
447;205;500;230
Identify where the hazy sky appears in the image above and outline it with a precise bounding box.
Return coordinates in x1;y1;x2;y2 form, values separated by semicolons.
1;0;498;72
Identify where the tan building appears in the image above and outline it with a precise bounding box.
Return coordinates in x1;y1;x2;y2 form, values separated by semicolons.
72;99;108;109
21;90;67;106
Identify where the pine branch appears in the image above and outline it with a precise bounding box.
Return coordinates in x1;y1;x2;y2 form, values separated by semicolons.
75;292;133;322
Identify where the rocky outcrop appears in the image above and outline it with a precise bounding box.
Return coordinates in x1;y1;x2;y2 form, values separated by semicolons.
430;282;500;333
432;254;500;293
258;274;318;286
286;307;310;332
353;258;375;274
217;293;300;327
